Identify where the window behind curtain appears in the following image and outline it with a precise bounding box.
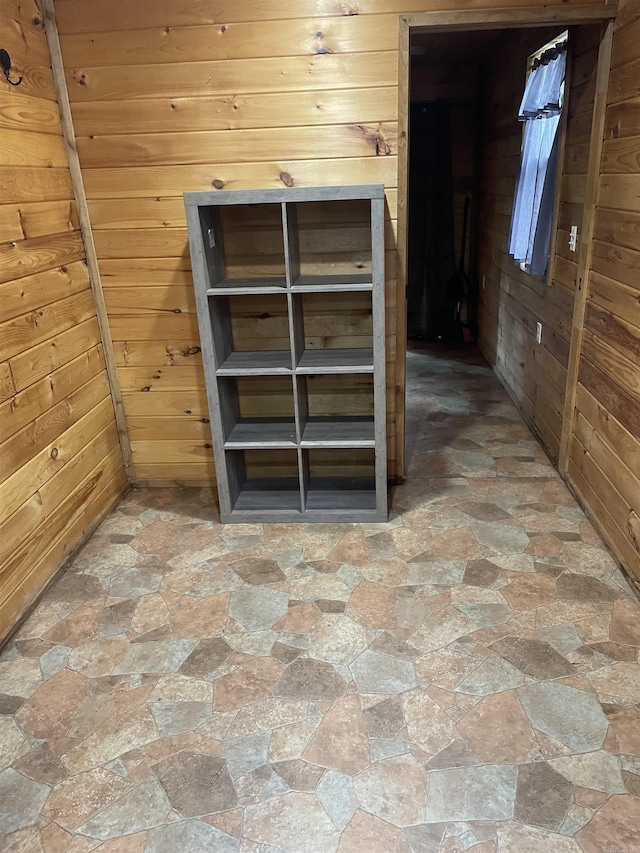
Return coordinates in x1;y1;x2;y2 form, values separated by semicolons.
508;35;568;276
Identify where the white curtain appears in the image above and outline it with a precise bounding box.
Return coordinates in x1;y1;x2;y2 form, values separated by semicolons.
509;44;567;275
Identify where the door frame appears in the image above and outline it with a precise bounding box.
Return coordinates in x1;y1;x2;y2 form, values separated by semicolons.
395;3;617;480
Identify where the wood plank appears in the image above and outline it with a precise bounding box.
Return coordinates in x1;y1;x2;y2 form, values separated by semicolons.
0;396;116;525
0;230;84;286
122;389;208;418
133;462;215;482
0;166;74;204
99;256;192;286
71;87;398;136
113;340;203;368
601;135;640;173
82;157;398;199
119;365;205;392
77;123;398;169
0;289;96;362
576;382;640;482
94;229;190;260
0;127;68;168
103;284;195;315
9;317;102;392
579;356;640;443
605;96;640;140
594;207;640;253
608;56;640;105
0;370;110;482
0;347;105;443
609;13;640;69
583;310;640;380
38;425;121;517
108;314;200;341
0;199;78;241
59;15;401;68
591;238;640;289
597;175;640;211
0;260;89;323
54;0;604;33
126;416;211;441
131;439;212;465
0;361;16;404
0;90;63;134
589;269;640;317
63;52;398;103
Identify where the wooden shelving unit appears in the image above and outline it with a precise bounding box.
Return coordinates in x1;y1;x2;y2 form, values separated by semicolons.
184;185;387;523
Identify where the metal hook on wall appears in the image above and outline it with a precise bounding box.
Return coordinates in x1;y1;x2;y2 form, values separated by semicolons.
0;49;23;86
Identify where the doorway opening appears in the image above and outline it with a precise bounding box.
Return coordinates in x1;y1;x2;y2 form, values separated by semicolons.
396;9;615;480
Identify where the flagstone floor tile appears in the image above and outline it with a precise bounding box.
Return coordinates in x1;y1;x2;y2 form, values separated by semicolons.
2;344;640;851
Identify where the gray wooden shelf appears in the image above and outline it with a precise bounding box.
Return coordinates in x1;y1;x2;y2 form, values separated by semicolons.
291;274;372;292
216;351;292;375
185;185;387;523
301;417;375;447
224;420;297;448
296;348;374;373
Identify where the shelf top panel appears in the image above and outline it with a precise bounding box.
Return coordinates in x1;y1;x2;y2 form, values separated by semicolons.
296;348;374;374
217;351;292;375
184;184;385;208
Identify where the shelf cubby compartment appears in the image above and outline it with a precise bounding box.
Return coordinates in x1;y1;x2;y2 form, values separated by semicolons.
285;199;373;290
212;294;292;374
291;291;374;373
302;448;377;512
226;449;302;514
202;203;287;292
296;374;375;447
219;377;297;447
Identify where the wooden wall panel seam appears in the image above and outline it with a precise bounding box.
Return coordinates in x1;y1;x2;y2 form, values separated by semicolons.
42;0;135;479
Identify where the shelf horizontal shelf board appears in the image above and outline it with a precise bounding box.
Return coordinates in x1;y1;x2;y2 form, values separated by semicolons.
301;417;375;447
296;348;374;374
217;351;292;375
233;478;301;512
306;477;377;511
207;282;287;296
291;274;372;293
225;420;297;448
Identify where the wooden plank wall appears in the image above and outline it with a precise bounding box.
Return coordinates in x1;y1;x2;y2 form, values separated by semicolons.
0;0;126;641
51;0;604;484
477;25;601;463
568;0;640;586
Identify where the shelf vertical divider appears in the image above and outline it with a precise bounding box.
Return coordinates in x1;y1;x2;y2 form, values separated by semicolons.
184;201;233;517
283;201;300;287
283;200;306;511
298;448;310;513
371;195;388;519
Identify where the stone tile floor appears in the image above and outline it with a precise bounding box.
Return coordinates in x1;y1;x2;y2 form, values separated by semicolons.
2;344;640;852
